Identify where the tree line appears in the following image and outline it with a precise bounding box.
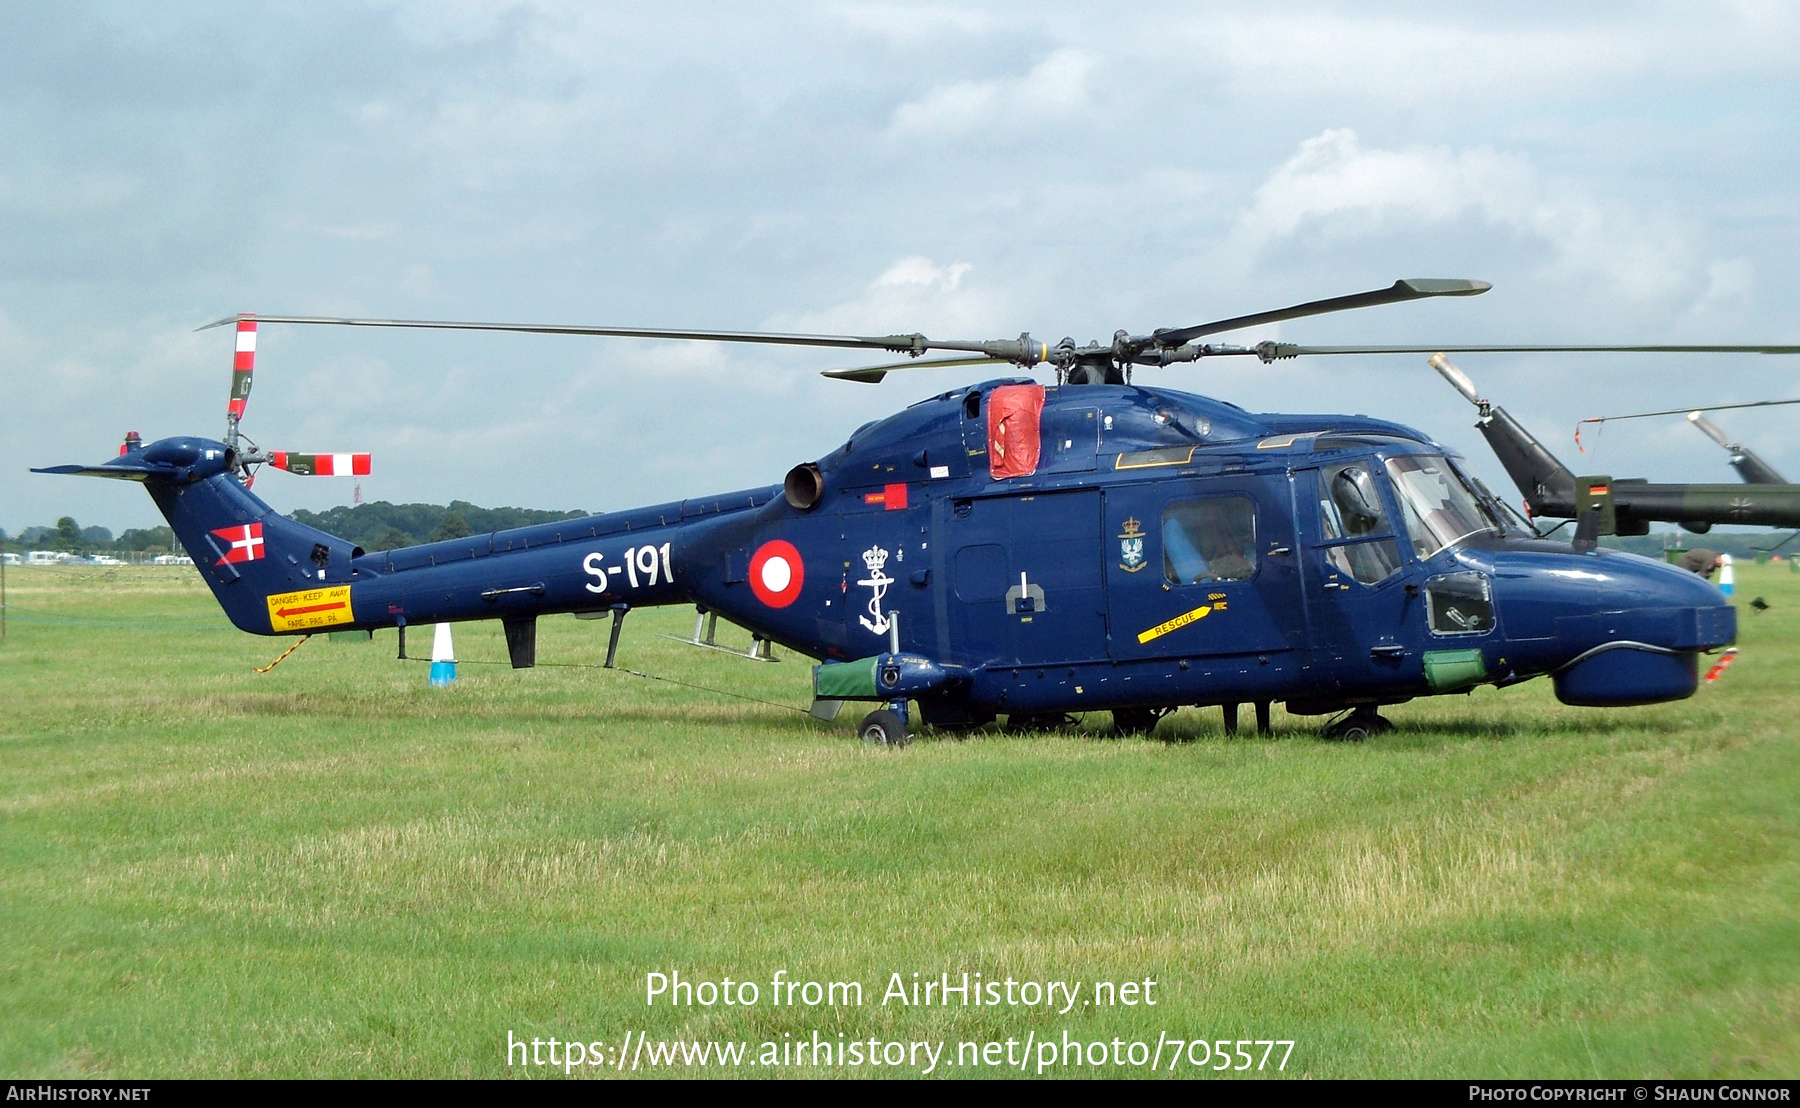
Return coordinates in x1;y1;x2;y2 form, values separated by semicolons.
2;500;588;555
287;500;587;551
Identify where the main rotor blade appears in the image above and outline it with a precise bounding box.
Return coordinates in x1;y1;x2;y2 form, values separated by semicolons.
199;312;992;358
1258;343;1800;358
1576;396;1800;425
1153;278;1490;346
822;356;1006;384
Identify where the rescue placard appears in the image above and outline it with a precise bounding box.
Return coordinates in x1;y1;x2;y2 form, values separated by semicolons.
266;585;355;633
1136;603;1212;645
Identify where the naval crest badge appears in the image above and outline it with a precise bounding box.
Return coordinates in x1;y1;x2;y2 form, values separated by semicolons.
1117;517;1147;573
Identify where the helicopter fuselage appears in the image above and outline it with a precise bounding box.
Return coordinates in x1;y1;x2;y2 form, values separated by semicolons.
112;378;1734;727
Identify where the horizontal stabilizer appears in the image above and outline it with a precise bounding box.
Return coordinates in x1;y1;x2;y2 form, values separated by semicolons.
33;436;235;486
31;461;156;481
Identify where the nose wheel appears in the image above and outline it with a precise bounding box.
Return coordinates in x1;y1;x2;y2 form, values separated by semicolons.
1322;705;1392;741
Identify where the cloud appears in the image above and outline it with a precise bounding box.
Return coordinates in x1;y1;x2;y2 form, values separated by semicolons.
317;222;397;242
0;169;138;217
887;48;1099;139
388;0;534;48
6;5;1800;532
835;3;998;43
1190;6;1800;105
1227;128;1699;303
785;256;987;335
1682;258;1756;323
871;256;972;293
399;264;435;298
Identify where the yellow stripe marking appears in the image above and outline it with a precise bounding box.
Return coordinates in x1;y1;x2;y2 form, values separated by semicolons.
1137;604;1212;645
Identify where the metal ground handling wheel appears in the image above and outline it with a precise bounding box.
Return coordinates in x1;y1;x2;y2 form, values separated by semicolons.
1112;707;1170;736
1322;705;1393;742
858;709;911;747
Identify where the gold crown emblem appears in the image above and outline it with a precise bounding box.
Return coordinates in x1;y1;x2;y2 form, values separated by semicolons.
1117;517;1143;538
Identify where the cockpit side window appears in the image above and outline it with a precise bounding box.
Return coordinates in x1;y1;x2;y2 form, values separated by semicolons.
1315;464;1402;585
1385;455;1499;560
1324;462;1390;536
1161;497;1257;584
1426;571;1495;635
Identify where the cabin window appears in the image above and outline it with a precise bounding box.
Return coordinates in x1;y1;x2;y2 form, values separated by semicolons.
1316;464;1402;585
1426;571;1494;635
1385;455;1499;560
1116;445;1197;470
1161;497;1257;584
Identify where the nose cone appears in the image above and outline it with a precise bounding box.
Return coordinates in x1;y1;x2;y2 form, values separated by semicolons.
1488;545;1734;707
1587;548;1728;611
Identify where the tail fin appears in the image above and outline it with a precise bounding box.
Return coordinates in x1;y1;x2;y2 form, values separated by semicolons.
1477;406;1578;517
1427;353;1578;518
35;435;367;635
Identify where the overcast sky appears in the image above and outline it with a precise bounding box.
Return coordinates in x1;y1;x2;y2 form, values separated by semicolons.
5;1;1798;535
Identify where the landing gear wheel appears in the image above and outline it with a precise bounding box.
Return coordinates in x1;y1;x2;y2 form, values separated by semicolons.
1112;707;1166;736
1322;706;1393;742
858;709;911;747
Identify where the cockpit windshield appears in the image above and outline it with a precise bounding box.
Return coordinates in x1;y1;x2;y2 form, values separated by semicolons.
1384;455;1502;560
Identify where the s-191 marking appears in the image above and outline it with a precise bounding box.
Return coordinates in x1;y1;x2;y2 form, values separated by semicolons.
583;544;674;594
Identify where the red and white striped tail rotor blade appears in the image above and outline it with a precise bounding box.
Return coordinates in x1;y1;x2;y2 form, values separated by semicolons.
267;452;372;476
228;318;256;422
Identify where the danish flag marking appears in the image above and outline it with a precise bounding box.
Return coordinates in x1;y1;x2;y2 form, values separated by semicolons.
211;522;265;566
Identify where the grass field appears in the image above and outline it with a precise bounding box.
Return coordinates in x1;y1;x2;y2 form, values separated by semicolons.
1;561;1796;1078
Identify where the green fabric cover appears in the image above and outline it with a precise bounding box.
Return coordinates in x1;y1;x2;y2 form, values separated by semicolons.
814;657;882;699
1423;648;1488;691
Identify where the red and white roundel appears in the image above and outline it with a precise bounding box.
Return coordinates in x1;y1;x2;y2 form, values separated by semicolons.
749;540;804;608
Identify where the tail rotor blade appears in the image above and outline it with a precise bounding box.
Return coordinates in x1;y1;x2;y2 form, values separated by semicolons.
268;452;372;476
228;318;257;424
1687;412;1733;449
1428;353;1484;407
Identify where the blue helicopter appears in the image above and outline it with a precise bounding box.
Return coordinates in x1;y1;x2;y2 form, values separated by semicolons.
40;279;1783;743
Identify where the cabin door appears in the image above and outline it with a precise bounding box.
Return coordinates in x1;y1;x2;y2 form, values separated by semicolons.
1101;475;1303;661
1291;462;1427;694
939;490;1108;667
